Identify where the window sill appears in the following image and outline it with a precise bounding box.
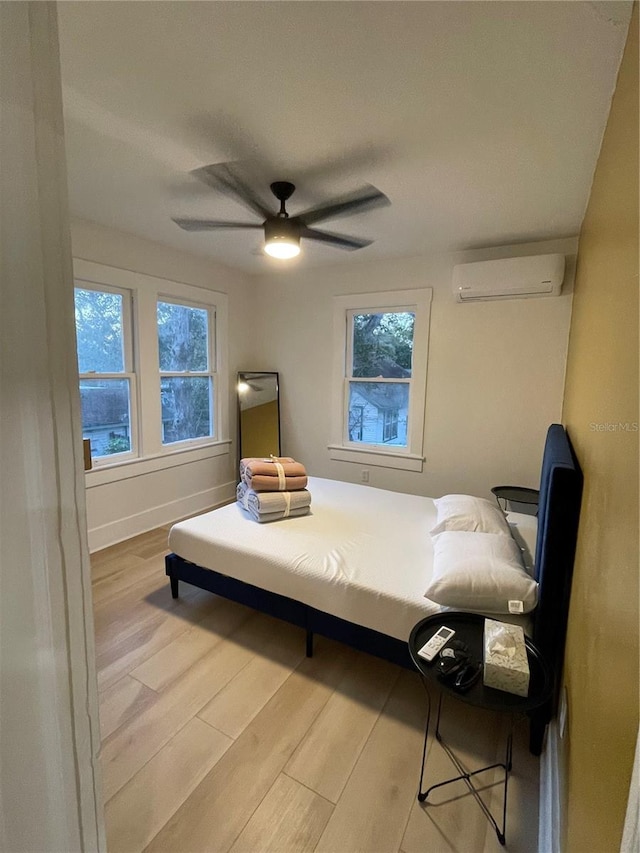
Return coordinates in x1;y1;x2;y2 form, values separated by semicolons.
85;439;232;488
327;444;424;473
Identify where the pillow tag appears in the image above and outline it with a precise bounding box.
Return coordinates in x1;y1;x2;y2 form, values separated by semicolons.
508;600;524;614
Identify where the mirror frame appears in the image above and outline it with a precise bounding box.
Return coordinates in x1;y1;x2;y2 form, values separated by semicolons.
237;371;281;461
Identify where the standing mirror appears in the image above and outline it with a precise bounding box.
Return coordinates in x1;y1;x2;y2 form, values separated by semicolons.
237;371;281;460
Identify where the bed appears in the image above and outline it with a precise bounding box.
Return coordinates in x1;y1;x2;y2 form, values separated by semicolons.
166;423;582;753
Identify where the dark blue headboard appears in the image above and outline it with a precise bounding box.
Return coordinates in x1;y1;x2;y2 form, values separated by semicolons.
532;424;583;693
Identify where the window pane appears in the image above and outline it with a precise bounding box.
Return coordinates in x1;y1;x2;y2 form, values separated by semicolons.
79;379;131;457
161;377;212;444
74;288;125;373
157;302;209;372
351;311;414;379
348;382;409;447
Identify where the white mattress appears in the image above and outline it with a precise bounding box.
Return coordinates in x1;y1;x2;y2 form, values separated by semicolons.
169;476;440;641
168;477;535;642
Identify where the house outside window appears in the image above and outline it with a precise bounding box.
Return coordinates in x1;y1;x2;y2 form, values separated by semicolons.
383;408;399;443
73;259;229;481
349;404;365;441
75;284;136;461
330;288;432;472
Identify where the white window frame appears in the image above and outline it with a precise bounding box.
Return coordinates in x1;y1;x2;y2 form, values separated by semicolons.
156;295;217;449
74;280;138;466
329;288;432;473
74;259;230;488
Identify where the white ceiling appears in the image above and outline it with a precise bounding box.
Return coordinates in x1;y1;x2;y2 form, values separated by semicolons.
57;1;632;274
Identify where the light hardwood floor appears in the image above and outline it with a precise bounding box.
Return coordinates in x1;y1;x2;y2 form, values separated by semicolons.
92;527;540;853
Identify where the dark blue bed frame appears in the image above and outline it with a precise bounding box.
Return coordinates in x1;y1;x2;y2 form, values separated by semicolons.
166;423;582;755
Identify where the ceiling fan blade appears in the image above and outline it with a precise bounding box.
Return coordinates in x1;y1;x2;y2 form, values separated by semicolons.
298;185;390;226
300;226;373;251
190;162;272;220
172;217;263;232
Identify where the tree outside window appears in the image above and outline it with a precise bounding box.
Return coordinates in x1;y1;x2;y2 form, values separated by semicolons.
157;301;214;444
347;310;414;448
74;286;133;458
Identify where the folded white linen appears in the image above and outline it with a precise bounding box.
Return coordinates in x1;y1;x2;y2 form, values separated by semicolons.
236;481;312;514
236;481;311;522
241;504;310;523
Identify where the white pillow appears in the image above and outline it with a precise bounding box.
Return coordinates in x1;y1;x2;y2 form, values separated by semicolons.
424;530;538;614
430;494;511;537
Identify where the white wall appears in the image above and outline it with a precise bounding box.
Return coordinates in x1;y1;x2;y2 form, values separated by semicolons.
1;4;104;849
252;237;577;499
74;220;577;544
71;219;257;550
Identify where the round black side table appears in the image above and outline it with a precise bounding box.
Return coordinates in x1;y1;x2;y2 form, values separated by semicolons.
409;612;552;846
491;485;540;514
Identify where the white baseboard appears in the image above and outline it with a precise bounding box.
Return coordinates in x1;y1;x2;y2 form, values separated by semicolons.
87;481;236;553
539;716;566;853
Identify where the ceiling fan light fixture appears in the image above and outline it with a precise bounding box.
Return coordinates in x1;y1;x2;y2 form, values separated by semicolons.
264;236;300;259
172;166;389;257
263;216;301;259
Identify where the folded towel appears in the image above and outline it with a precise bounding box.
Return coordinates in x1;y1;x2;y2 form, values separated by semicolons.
241;504;310;523
237;481;311;515
237;481;311;522
239;456;308;491
241;472;308;492
240;456;301;477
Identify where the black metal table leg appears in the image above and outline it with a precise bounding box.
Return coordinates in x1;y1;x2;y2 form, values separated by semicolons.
416;686;514;846
417;684;433;802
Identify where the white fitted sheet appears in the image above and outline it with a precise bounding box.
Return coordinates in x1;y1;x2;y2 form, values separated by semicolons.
168;477;533;641
169;476;440;641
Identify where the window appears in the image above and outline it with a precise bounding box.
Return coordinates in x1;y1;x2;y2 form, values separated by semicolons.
73;259;229;481
157;300;214;445
383;408;399;443
75;284;136;461
347;309;414;448
330;288;432;472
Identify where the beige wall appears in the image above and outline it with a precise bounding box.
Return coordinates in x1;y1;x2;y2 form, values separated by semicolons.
561;6;639;851
253;238;577;500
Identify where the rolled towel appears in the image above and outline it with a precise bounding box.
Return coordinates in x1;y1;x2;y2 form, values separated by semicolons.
237;481;311;514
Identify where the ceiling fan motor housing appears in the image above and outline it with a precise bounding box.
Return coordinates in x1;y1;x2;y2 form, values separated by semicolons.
264;216;301;242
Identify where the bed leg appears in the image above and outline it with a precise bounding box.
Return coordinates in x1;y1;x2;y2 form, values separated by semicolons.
170;576;179;599
306;629;314;657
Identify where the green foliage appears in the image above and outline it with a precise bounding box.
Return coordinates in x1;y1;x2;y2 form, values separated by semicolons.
105;434;130;455
157;302;212;442
157;302;208;371
352;311;414;378
74;288;125;373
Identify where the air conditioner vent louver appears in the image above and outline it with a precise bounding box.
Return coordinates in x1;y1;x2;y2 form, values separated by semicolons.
453;254;565;302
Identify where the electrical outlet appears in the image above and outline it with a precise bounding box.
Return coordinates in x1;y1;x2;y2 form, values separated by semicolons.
361;469;369;483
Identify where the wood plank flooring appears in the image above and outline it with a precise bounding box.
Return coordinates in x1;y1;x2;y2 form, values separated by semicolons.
92;526;540;852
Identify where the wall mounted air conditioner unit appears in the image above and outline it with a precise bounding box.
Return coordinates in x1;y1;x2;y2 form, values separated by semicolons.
453;254;565;302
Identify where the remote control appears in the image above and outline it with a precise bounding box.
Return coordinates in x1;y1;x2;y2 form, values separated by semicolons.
417;626;456;662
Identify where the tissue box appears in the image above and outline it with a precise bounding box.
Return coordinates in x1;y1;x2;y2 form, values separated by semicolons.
483;619;530;697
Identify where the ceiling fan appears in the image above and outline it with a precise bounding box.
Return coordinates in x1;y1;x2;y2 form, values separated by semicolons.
171;162;390;259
